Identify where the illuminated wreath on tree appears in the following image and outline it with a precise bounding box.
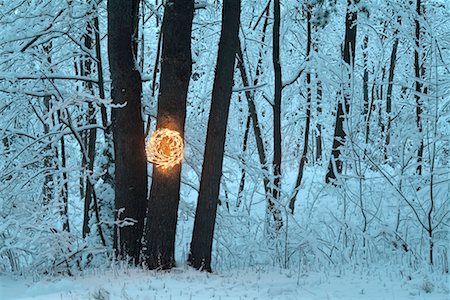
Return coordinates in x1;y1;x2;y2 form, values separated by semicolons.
146;128;184;170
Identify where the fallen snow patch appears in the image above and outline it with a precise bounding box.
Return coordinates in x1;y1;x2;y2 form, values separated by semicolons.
0;267;448;300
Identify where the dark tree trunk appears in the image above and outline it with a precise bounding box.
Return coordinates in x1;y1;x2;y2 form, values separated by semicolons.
82;19;95;238
362;35;369;118
378;68;386;141
236;112;251;207
236;4;282;225
315;77;323;162
313;25;322;162
188;0;240;272
385;37;399;149
289;4;312;213
236;42;283;226
325;0;357;183
57;110;70;232
272;0;282;223
42;94;53;206
235;19;268;203
236;1;270;205
94;15;108;130
145;25;163;137
143;0;194;270
42;43;70;231
81;13;106;245
363;35;373;145
93;11;114;247
414;0;424;175
108;0;147;264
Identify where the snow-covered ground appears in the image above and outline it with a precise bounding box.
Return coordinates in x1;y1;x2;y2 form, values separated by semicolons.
1;267;448;300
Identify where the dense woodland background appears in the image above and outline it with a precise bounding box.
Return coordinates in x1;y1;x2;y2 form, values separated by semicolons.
0;0;449;282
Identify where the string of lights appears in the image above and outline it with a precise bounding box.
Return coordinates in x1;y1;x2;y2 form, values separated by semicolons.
146;128;184;170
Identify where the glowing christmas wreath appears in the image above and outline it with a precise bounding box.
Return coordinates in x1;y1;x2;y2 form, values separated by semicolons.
146;128;184;170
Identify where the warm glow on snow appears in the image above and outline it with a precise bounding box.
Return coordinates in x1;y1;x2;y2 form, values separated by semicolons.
146;128;184;170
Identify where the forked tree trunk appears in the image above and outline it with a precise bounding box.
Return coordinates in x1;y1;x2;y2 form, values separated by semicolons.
188;0;240;272
236;3;270;206
236;43;283;226
144;0;194;270
108;0;147;264
236;3;282;226
325;0;357;183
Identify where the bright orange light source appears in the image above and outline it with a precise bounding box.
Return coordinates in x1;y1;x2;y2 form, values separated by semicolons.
146;128;184;170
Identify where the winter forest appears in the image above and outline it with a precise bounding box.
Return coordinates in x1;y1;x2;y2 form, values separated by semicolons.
0;0;449;299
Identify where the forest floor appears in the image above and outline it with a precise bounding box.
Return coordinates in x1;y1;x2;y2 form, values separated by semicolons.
1;266;448;300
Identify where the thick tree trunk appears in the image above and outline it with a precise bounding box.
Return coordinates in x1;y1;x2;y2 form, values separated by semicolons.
144;0;194;270
108;0;147;264
272;0;282;225
188;0;240;272
325;0;357;183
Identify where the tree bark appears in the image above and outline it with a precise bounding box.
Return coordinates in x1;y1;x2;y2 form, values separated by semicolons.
272;0;282;225
57;110;70;232
236;112;251;207
315;78;323;162
325;0;357;183
313;25;322;162
108;0;147;264
188;0;240;272
362;35;369;118
385;37;399;149
143;0;194;270
82;18;95;238
414;0;424;175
